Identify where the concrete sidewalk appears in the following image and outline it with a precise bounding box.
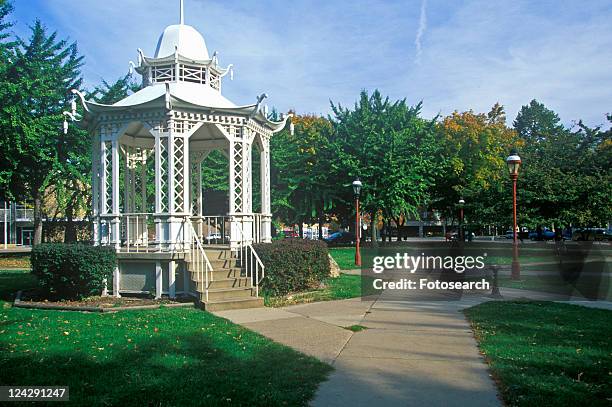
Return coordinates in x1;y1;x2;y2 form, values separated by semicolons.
214;290;612;406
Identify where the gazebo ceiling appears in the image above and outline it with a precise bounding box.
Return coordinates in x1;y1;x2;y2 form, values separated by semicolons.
118;119;232;151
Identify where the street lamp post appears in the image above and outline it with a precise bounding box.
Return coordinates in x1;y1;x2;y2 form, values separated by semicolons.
506;150;522;280
352;178;362;266
458;198;465;241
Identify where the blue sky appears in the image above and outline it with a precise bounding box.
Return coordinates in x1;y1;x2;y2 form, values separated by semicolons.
10;0;612;127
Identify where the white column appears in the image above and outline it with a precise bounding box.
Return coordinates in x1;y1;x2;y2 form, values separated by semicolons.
240;130;253;244
113;265;121;298
92;135;100;245
154;131;165;245
99;140;109;244
260;137;272;243
155;261;162;299
140;152;147;213
111;139;120;249
169;260;176;299
197;160;203;216
123;147;130;214
181;133;191;249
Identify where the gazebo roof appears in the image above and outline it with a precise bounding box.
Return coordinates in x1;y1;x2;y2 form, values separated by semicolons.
81;82;287;131
113;82;236;109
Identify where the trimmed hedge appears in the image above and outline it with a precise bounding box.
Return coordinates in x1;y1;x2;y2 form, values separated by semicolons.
31;244;116;300
253;239;330;296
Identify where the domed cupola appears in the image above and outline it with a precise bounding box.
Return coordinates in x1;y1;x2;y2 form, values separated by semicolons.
154;24;209;61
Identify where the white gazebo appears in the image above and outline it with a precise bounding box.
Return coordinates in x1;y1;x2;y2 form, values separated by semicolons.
69;1;290;309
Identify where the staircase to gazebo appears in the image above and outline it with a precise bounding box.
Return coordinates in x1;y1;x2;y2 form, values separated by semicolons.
187;246;264;311
188;223;264;310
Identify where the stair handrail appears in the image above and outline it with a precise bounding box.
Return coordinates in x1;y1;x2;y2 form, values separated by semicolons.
234;218;265;297
188;221;213;302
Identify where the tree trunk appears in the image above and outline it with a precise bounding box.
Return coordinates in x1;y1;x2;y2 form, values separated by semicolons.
370;212;377;245
33;194;43;245
64;199;77;243
298;221;304;239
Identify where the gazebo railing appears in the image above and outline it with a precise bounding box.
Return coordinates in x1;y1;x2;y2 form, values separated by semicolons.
188;221;213;302
194;216;230;245
99;213;265;251
122;213;154;252
234;221;265;298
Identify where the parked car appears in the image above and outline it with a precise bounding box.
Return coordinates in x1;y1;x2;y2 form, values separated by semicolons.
528;228;556;241
323;231;356;245
572;228;610;241
282;230;300;238
505;229;529;240
205;233;228;242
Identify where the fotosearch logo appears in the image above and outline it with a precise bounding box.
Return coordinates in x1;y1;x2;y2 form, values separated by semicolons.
372;253;487;274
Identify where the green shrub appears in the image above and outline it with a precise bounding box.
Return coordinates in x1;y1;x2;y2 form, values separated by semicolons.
31;244;116;300
253;239;330;296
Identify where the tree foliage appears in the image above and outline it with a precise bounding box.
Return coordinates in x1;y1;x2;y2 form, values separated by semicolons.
432;104;521;226
0;18;84;244
515;101;611;227
330;90;442;237
270;114;335;233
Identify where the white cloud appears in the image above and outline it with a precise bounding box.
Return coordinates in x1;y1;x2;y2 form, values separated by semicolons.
414;0;427;63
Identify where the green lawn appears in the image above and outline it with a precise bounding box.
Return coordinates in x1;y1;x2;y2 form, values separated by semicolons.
0;270;332;406
465;301;612;406
329;247;358;270
0;253;31;270
265;274;363;307
0;268;37;300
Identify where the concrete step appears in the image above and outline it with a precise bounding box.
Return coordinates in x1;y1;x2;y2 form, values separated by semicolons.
204;249;237;260
189;268;245;280
202;297;264;311
194;278;251;290
207;258;240;269
204;287;254;301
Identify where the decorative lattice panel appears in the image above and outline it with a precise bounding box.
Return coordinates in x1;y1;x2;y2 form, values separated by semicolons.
232;141;244;213
243;139;252;213
261;141;271;213
159;138;168;212
133;148;148;213
152;65;175;83
190;159;199;214
173;136;185;212
209;72;220;90
103;141;112;214
179;64;206;84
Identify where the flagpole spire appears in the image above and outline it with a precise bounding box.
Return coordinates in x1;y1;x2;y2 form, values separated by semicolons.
180;0;184;25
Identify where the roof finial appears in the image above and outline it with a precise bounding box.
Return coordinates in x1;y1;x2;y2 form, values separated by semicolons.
179;0;184;25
